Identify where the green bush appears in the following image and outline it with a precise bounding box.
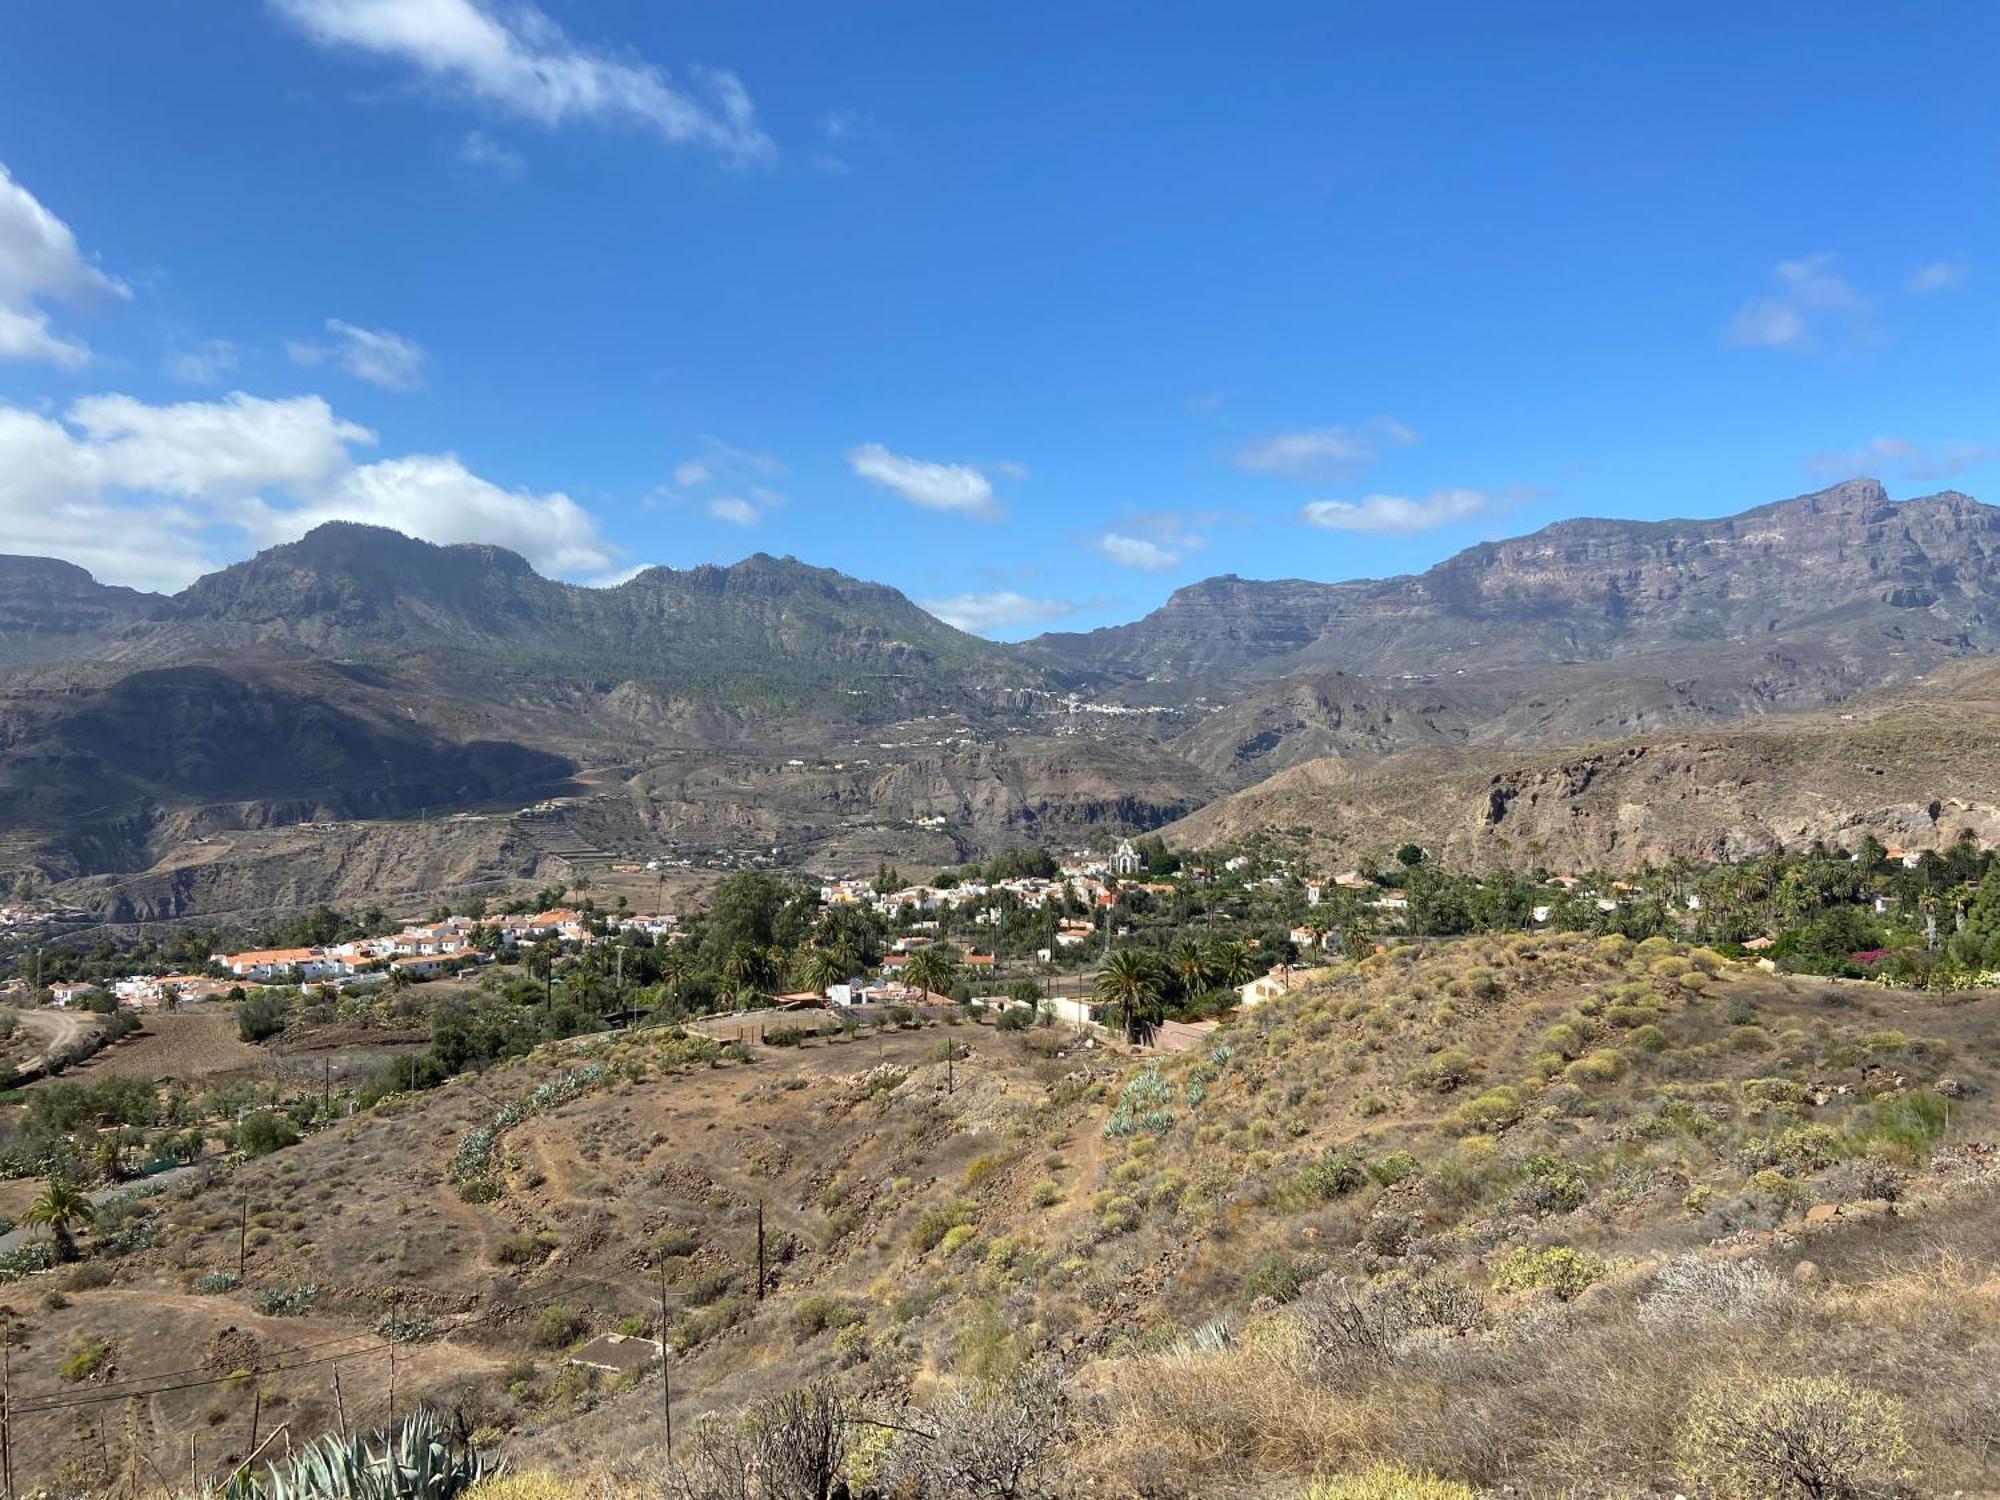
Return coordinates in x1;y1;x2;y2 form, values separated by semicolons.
791;1295;862;1339
1366;1150;1420;1187
1511;1154;1588;1215
1241;1251;1315;1305
1451;1086;1524;1134
488;1232;553;1267
237;1111;300;1157
1297;1148;1365;1200
1565;1048;1626;1085
650;1225;699;1260
911;1200;975;1252
1489;1245;1608;1301
57;1336;109;1382
1419;1047;1479;1092
531;1303;587;1349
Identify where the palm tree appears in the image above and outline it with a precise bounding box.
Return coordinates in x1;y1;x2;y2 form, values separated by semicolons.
794;946;846;998
657;944;691;1012
721;945;776;1008
904;948;958;1000
1207;939;1261;989
1095;948;1164;1046
1167;937;1211;1004
26;1175;94;1264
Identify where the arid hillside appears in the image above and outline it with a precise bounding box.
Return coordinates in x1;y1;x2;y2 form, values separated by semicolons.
3;934;1997;1497
1167;658;2000;869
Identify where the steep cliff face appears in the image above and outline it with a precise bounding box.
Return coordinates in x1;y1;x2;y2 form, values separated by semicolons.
1032;481;2000;681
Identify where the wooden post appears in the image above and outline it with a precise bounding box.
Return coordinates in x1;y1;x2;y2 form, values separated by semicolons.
332;1368;348;1437
657;1266;673;1458
755;1199;766;1301
248;1383;261;1459
387;1343;397;1434
237;1194;249;1278
3;1329;13;1500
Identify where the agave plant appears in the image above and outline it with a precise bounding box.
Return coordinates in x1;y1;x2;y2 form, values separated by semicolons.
214;1408;497;1500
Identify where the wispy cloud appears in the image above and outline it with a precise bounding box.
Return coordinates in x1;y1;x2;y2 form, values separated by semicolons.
0;163;129;368
849;442;1000;518
1094;533;1180;571
1301;487;1494;534
1724;253;1866;349
918;591;1078;636
1232;417;1417;480
288;318;427;391
269;0;774;166
163;338;242;386
457;129;525;178
1090;509;1215;571
1906;255;1970;295
1804;435;1998;483
669;439;786;523
813;107;884;173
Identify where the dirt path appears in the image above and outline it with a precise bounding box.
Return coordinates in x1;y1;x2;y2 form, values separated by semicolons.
12;1006;98;1072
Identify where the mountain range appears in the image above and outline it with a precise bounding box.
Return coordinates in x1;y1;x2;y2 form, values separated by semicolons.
4;477;1999;919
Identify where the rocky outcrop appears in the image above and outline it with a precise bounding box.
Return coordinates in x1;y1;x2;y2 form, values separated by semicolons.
1031;481;2000;683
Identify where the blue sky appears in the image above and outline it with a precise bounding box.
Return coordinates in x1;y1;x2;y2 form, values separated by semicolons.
0;3;1993;635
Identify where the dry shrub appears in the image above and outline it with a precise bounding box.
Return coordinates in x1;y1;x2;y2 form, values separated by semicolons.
1676;1375;1908;1499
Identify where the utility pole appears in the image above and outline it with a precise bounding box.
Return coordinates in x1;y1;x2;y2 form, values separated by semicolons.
237;1194;249;1278
755;1199;766;1301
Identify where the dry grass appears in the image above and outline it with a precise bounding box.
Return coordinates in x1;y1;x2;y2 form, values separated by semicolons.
1084;1214;2000;1496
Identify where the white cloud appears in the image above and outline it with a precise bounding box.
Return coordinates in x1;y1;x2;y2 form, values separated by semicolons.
1301;488;1494;534
917;591;1078;636
1232;417;1417;479
271;0;773;166
457;129;525;178
1906;256;1970;294
163;338;242;385
848;442;999;518
1724;253;1865;349
1803;435;1998;483
673;460;711;487
0;389;614;590
1094;532;1181;571
248;452;611;575
289;318;427;391
705;495;760;526
0;163;128;368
